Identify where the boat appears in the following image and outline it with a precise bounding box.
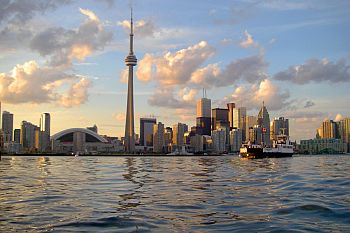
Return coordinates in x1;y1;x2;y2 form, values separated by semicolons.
240;134;293;159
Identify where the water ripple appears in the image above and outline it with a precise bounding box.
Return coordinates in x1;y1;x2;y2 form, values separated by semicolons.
0;155;350;232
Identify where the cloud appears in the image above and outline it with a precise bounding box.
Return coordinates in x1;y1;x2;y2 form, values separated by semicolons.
136;53;153;82
175;108;195;121
222;79;290;111
136;41;215;86
120;68;128;83
335;113;344;122
269;38;277;44
59;78;91;107
0;0;72;25
240;30;257;48
0;60;91;106
274;58;350;84
190;54;268;88
148;88;196;109
260;0;311;11
221;38;233;45
284;111;325;120
113;113;126;122
137;41;267;89
304;100;315;108
118;19;156;37
178;87;197;102
30;8;113;67
79;8;99;21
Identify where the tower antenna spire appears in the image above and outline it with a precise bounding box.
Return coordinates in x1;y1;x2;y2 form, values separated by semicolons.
130;7;133;33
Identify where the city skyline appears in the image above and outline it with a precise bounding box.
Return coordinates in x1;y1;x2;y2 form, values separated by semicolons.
0;0;350;141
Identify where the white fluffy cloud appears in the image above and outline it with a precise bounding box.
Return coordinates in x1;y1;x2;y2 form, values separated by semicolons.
224;79;290;111
136;41;215;86
79;8;99;21
136;41;270;110
274;58;350;84
137;41;267;90
136;53;153;82
0;60;91;107
59;78;91;107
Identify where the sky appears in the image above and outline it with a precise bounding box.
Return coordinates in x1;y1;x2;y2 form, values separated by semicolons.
0;0;349;141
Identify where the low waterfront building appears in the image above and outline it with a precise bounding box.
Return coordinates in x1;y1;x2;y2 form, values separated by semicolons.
3;142;22;154
298;138;347;154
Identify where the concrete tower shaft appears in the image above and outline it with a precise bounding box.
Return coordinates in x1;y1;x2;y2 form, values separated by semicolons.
124;8;137;153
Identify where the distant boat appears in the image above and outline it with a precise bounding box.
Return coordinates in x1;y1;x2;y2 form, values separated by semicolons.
240;134;293;159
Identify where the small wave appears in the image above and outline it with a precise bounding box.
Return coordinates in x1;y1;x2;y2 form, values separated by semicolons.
276;204;334;215
54;216;156;232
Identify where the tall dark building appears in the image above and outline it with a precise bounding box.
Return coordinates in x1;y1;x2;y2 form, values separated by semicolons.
2;111;13;142
212;108;229;130
196;117;211;136
140;118;156;146
14;129;20;144
227;103;235;129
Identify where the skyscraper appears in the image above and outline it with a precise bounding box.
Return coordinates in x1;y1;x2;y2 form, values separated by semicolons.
153;122;165;153
173;123;185;146
2;111;14;143
246;115;257;142
227;103;236;128
164;127;173;145
20;121;39;151
14;129;20;144
40;113;50;136
228;105;247;142
339;118;350;152
257;102;271;146
212;108;229;130
230;128;242;152
212;128;226;153
321;120;337;139
40;113;51;152
124;8;137;153
270;117;289;141
140;118;156;147
197;98;211;118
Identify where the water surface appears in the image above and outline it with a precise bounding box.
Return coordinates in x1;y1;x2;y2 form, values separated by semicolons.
0;155;349;232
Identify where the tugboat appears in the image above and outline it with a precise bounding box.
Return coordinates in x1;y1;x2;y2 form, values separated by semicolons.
240;134;293;159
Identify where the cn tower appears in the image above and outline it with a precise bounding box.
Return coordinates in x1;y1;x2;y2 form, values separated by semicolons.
124;8;137;153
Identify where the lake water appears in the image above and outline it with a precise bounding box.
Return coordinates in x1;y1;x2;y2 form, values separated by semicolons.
0;155;349;232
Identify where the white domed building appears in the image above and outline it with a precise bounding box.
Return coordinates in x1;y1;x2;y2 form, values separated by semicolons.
51;128;123;154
